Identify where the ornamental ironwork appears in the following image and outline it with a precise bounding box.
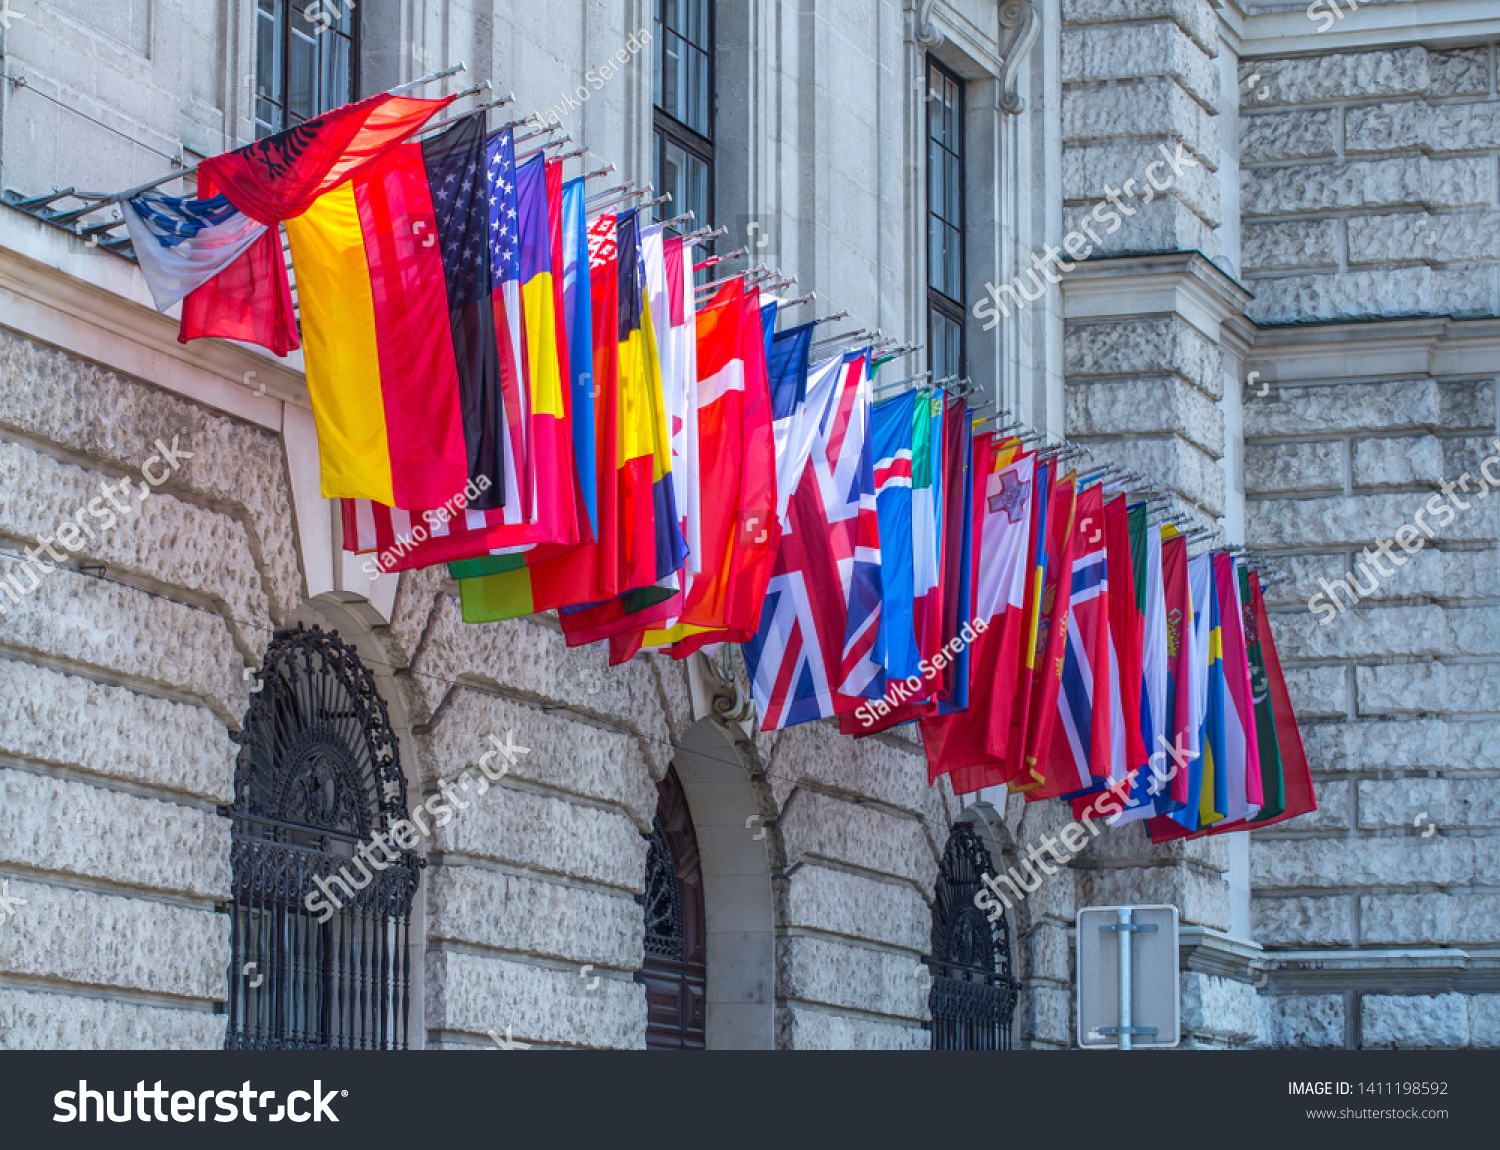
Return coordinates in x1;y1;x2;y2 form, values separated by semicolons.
224;625;421;1050
642;823;685;962
926;822;1020;1050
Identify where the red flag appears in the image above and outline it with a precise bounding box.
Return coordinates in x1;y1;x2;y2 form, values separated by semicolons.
201;93;456;224
178;169;299;355
1240;570;1317;827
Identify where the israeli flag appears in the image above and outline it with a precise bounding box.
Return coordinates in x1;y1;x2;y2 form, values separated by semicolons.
121;191;267;312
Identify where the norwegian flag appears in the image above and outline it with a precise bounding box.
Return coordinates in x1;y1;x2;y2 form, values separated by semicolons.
743;352;883;730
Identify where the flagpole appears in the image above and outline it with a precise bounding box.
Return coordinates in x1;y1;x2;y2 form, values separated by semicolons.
100;67;481;205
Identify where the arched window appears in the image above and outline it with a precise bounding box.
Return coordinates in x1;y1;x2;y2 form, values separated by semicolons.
224;625;421;1049
636;766;706;1049
926;822;1020;1050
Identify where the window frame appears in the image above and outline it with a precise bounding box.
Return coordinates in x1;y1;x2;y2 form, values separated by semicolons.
653;0;716;242
925;54;966;381
254;0;362;141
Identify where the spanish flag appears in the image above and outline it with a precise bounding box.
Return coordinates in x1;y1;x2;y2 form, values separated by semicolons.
286;114;505;509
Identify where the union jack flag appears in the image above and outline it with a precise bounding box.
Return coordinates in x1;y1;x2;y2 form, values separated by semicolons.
743;352;883;730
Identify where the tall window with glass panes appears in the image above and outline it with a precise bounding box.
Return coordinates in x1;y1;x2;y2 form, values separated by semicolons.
654;0;714;242
254;0;359;140
926;57;965;383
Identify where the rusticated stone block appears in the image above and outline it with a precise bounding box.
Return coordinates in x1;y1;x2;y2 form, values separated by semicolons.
1346;100;1500;155
1063;140;1219;229
425;865;644;969
1440;379;1497;433
1252;895;1353;948
1065;316;1223;397
0;562;246;724
1256;993;1344;1049
1249;491;1497;549
431;782;648;894
1078;865;1230;931
1061;0;1219;56
1021;984;1073;1047
1430;47;1493;97
1073;437;1224;516
1278;605;1499;662
1245;380;1441;439
0;878;228;1001
763;713;933;819
1063;196;1220;259
1242;219;1340;274
776;935;926;1021
0;988;225;1050
0;768;229;899
1181;972;1257;1042
417;686;657;831
1291;778;1351;830
778;863;929;954
777;788;934;893
1246;266;1495;326
1238;47;1427;109
1066;376;1223;454
1451;777;1500;828
1063;23;1218;109
1303;717;1500;773
1351;435;1445;489
1357;777;1449;830
1251;837;1456;891
0;330;302;622
1243;157;1488;218
1347;210;1500;267
1020;921;1071;985
1244;440;1343;495
1242;109;1337;164
775;1005;928;1050
1472;994;1500;1048
1357;662;1499;717
1280;665;1348;721
1062;76;1219;170
0;659;233;801
425;950;644;1049
1258;552;1346;609
1363;993;1468;1049
1360;893;1500;946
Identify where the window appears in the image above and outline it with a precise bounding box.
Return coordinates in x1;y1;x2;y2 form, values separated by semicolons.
653;0;714;241
926;56;965;382
225;626;420;1050
926;823;1019;1050
254;0;359;140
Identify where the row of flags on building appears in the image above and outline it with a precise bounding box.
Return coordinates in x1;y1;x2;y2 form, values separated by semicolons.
120;88;1314;832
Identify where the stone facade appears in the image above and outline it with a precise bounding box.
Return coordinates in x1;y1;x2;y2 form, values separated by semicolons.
0;0;1496;1052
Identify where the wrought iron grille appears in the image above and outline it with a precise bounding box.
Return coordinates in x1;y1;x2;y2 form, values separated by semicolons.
642;823;685;961
926;823;1020;1050
224;625;422;1050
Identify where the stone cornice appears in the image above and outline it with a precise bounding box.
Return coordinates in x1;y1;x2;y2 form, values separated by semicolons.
1246;316;1500;384
0;208;308;429
1180;924;1266;982
1220;0;1500;58
1062;251;1255;344
1254;948;1500;995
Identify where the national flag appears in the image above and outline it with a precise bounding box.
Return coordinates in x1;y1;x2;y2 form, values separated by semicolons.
1116;513;1174;824
1246;570;1316;828
284;114;505;509
122;190;268;311
643;223;701;571
1243;567;1287;821
181;92;454;356
920;442;1036;786
936;400;975;713
561;175;598;536
1151;550;1213;837
742;353;875;729
833;353;887;704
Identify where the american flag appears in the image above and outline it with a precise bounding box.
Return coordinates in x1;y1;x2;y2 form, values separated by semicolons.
487;128;531;524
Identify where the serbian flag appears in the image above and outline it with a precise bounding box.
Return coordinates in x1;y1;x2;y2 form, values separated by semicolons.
181;91;455;356
1247;570;1317;828
742;353;875;729
920;441;1035;786
285;115;505;510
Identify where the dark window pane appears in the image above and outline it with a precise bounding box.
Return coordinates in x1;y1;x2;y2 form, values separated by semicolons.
288;24;318;122
658;136;709;237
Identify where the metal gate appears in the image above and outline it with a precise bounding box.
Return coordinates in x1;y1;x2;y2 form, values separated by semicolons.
926;822;1021;1050
224;625;422;1049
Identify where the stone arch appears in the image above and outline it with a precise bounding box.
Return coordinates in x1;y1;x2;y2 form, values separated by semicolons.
667;717;777;1049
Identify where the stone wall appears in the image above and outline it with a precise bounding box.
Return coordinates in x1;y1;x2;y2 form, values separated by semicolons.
1240;44;1500;325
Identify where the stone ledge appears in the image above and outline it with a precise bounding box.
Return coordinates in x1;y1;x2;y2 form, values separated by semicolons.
1254;948;1500;996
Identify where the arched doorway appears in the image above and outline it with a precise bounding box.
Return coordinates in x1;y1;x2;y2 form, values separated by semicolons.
636;766;707;1049
225;624;421;1049
926;822;1020;1050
